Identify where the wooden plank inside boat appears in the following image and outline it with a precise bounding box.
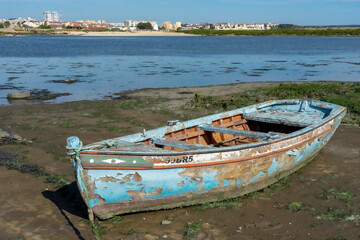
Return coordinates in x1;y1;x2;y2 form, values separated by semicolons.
199;124;278;140
152;137;214;150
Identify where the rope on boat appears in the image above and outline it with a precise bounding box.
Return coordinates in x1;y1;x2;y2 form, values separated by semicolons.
66;136;117;162
66;136;83;162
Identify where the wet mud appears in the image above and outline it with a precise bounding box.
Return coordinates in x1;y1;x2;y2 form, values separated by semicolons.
0;90;358;239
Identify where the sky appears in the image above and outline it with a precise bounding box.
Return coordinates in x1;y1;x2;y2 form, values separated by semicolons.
0;0;359;25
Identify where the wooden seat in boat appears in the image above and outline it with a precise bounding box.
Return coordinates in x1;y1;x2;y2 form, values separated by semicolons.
243;110;321;127
152;138;214;150
199;124;279;140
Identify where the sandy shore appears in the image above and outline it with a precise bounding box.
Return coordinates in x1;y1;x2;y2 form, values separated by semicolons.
66;30;194;37
0;28;195;37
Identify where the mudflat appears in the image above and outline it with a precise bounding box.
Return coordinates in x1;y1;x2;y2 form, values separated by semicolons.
0;83;359;240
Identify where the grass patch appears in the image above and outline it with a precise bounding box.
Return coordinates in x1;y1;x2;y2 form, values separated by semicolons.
58;121;77;128
2;145;23;151
317;187;356;206
316;208;360;223
268;176;292;191
92;224;107;239
119;116;149;128
310;222;323;228
19;150;29;156
78;113;96;118
115;96;169;110
321;173;339;180
108;126;127;132
194;198;244;211
274;201;314;212
184;220;202;238
90;104;117;118
158;108;174;115
43;174;70;187
184;82;360;125
245;191;261;199
96;120;110;128
109;215;123;224
288;201;303;212
180;114;198;121
43;144;68;162
12;122;40;131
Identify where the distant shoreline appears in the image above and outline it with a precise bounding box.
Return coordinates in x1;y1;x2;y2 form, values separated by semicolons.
67;31;194;37
2;28;360;37
0;29;195;37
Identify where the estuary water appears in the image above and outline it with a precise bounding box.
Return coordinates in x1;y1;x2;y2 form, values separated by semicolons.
0;35;359;105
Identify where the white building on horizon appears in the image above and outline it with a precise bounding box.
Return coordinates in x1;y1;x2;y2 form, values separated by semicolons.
43;11;61;22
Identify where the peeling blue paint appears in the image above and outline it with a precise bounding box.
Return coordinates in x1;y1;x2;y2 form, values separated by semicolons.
73;160;86;195
249;171;265;183
89;168;220;203
202;171;220;190
287;149;299;156
89;198;99;207
293;138;320;165
223;179;232;187
236;179;243;186
267;158;279;176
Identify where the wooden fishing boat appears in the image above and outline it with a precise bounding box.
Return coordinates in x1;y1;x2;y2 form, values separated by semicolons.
66;99;346;220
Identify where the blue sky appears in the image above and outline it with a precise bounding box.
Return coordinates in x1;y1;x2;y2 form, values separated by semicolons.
1;0;359;25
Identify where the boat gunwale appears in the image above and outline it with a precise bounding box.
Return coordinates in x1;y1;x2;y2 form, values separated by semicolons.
82;125;334;170
79;99;346;157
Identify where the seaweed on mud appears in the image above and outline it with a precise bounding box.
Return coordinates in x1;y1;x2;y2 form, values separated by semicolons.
335;61;360;65
0;149;44;175
266;60;287;63
0;148;69;186
6;71;27;74
29;89;72;100
46;79;84;84
296;62;328;67
184;220;202;238
0;84;24;90
0;137;28;145
7;77;19;81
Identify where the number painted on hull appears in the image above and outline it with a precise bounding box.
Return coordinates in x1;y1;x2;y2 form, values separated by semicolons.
165;156;194;164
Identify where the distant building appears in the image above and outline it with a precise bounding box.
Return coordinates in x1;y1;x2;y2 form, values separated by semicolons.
43;11;61;22
152;23;159;31
124;20;144;27
124;20;158;31
173;22;181;30
162;21;172;30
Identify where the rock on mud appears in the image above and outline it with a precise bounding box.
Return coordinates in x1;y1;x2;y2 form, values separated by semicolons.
161;219;173;225
7;91;31;99
0;129;30;145
65;78;76;83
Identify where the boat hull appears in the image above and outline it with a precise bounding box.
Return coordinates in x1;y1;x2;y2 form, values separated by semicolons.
73;110;345;219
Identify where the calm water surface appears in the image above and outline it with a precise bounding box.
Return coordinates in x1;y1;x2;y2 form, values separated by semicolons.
0;36;359;105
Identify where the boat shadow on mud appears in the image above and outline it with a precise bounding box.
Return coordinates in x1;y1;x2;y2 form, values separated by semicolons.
42;182;88;240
